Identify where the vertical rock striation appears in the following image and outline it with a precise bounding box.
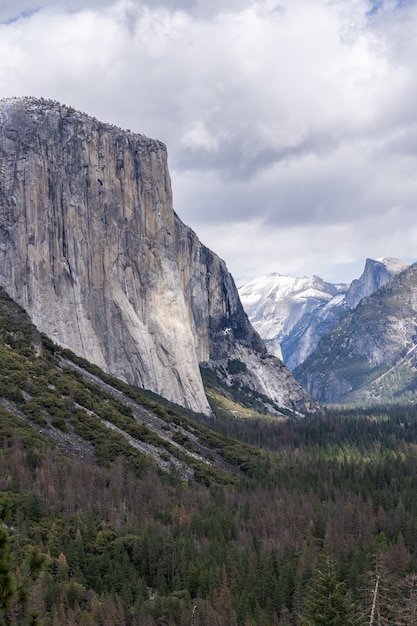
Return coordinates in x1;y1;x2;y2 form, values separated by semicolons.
0;97;317;415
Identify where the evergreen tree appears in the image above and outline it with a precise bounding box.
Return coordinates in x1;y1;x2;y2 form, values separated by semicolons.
299;552;363;626
0;498;45;626
0;525;15;618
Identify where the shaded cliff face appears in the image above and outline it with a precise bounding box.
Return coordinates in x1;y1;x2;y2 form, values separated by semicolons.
175;219;265;362
0;97;317;416
175;224;318;414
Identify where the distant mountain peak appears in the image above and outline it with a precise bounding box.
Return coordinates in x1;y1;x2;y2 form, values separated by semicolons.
239;257;408;372
345;257;407;309
294;261;417;404
375;256;408;273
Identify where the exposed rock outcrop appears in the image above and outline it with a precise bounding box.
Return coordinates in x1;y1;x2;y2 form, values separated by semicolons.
345;257;408;309
0;97;317;416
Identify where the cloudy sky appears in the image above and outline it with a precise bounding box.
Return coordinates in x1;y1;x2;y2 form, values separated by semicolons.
1;0;417;285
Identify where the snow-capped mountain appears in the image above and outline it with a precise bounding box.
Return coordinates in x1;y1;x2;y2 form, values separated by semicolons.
294;261;417;404
239;257;408;371
239;273;347;367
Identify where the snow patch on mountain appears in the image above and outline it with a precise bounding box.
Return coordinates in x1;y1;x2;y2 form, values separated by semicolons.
239;258;407;371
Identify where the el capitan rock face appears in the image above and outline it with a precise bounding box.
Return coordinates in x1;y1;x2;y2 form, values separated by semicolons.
0;97;209;413
0;97;317;416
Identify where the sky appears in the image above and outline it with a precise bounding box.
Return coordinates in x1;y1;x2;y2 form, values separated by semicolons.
1;0;417;286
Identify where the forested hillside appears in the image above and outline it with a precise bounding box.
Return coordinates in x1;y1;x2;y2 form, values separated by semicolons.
2;288;417;624
294;262;417;404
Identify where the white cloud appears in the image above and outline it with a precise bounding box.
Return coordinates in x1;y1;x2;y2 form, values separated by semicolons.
0;0;416;283
181;121;223;152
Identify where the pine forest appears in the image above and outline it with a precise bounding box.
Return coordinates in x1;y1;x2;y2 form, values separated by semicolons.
1;289;417;625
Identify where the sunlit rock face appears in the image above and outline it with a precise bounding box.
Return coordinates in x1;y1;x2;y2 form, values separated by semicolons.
0;97;317;416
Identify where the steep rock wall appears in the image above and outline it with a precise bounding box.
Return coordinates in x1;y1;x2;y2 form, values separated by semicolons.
0;97;211;413
0;97;316;415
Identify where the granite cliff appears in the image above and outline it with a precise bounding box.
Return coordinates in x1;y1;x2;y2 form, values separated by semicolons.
0;97;316;416
344;257;407;309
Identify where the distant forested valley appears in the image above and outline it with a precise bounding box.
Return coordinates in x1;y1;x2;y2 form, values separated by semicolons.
1;286;417;625
3;399;417;625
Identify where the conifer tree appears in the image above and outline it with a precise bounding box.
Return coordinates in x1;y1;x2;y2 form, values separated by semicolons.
0;501;45;625
0;524;15;618
299;552;363;626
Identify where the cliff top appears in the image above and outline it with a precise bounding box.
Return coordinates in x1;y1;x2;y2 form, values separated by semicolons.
0;96;166;150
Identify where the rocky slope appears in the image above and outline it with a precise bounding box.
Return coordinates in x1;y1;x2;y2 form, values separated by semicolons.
239;257;407;371
294;262;417;403
0;97;317;416
0;283;267;483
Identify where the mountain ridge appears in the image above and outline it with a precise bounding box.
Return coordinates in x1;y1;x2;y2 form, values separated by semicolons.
239;257;407;371
294;261;417;403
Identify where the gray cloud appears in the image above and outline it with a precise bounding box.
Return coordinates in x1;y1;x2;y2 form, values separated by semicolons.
0;0;417;284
